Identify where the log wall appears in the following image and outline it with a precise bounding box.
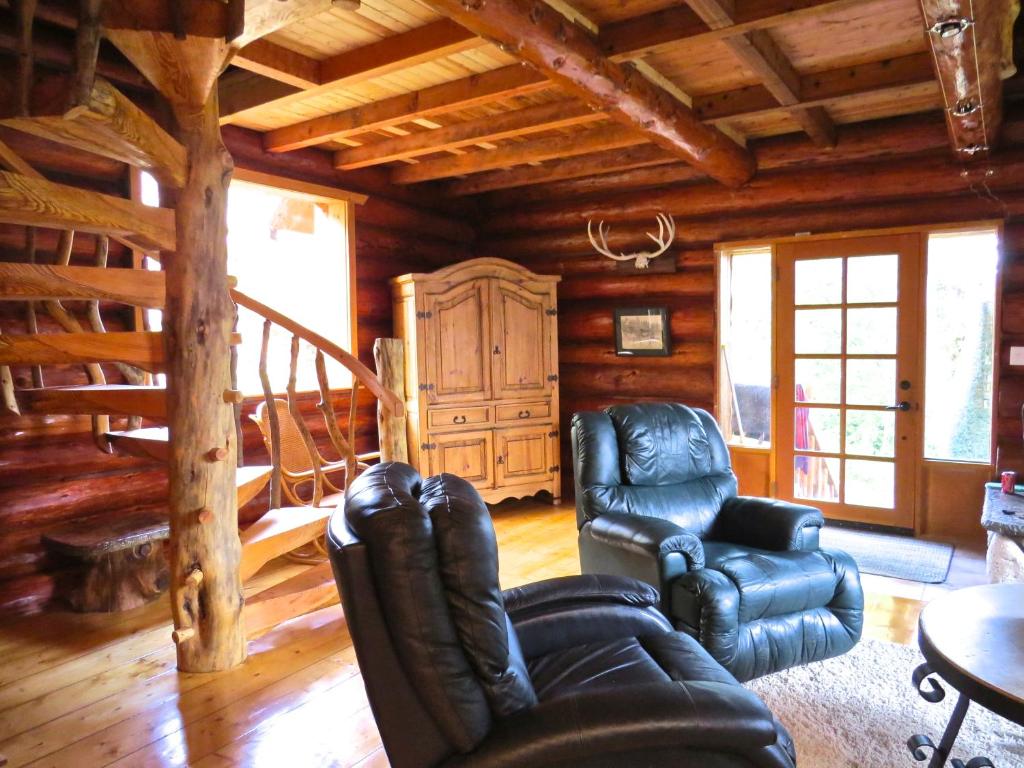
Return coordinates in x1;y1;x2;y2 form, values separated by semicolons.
475;109;1024;505
0;126;468;615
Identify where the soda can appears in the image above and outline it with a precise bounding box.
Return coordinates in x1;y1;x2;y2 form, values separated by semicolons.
1002;471;1017;494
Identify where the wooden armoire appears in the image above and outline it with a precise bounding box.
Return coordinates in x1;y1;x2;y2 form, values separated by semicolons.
391;258;561;504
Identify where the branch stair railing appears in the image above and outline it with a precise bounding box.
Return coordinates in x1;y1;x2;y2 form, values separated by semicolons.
0;32;404;639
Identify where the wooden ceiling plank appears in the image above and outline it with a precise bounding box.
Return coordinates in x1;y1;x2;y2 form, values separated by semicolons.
917;0;1020;157
333;100;603;169
684;0;837;147
263;64;548;151
417;0;755;187
391;124;649;184
601;0;862;60
232;39;322;89
220;18;484;123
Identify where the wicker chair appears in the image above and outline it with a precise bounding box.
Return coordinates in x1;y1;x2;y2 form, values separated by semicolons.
250;398;374;508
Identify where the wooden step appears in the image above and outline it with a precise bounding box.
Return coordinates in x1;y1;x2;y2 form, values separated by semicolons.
239;505;335;582
0;264;165;308
104;427;169;461
243;561;338;638
0;171;175;252
237;465;273;508
0;331;164;371
1;76;187;189
18;385;166;419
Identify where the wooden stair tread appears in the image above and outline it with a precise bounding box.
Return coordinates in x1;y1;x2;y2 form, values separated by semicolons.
0;171;175;252
0;76;187;189
244;561;338;638
0;263;165;308
237;465;273;508
42;510;169;560
0;331;165;371
18;385;167;419
239;505;335;582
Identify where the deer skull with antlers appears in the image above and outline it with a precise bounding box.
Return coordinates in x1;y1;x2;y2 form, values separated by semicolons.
587;213;676;270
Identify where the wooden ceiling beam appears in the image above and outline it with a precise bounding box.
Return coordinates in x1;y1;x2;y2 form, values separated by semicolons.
418;0;755;187
263;64;549;151
684;0;837;147
219;18;483;123
391;124;648;184
232;39;321;89
601;0;861;60
918;0;1020;158
333;100;603;169
444;52;936;195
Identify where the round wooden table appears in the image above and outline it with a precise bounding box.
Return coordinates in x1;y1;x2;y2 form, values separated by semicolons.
909;583;1024;768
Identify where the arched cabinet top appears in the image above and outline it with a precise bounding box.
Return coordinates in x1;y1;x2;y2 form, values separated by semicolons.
391;257;560;287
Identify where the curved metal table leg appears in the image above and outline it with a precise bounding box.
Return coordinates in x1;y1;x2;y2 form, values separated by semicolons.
907;663;995;768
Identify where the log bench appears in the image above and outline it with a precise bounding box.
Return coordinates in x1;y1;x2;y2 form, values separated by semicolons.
44;511;170;612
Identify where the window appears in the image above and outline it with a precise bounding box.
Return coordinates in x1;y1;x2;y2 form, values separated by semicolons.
227;181;352;395
923;229;998;463
135;172;354;396
718;246;773;446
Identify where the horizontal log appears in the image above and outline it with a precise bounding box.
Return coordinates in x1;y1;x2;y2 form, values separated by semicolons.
17;384;167;419
0;264;165;308
0;172;175;251
560;363;714;402
558;270;714;301
0;331;164;370
0;126;126;181
559;300;715;342
482;150;1024;234
1002;291;1024;333
561;341;715;367
515;249;715;277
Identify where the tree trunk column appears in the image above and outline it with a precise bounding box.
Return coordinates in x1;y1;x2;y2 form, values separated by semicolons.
165;90;245;672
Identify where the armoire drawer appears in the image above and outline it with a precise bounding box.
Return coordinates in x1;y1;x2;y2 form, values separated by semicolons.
428;405;492;430
495;401;550;423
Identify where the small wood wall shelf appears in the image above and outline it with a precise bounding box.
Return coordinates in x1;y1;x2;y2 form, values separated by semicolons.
391;258;561;504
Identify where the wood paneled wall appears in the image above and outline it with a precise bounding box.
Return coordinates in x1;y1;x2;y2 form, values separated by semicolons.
0;127;468;615
475;109;1024;499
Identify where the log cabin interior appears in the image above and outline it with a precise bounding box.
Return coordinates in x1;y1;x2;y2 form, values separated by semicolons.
0;0;1022;766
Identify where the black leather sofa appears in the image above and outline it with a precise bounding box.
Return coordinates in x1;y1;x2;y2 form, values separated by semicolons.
328;462;797;768
572;403;864;682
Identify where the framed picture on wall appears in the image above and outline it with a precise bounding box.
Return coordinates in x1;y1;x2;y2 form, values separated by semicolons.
614;307;671;356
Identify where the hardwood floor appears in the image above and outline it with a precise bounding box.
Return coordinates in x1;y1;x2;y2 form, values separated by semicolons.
0;499;988;767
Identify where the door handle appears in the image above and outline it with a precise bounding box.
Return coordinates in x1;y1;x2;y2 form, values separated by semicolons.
885;401;911;411
493;345;501;355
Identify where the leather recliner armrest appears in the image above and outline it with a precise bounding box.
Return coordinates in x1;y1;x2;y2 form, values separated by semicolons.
441;681;783;768
714;497;824;552
588;513;706;571
503;574;672;659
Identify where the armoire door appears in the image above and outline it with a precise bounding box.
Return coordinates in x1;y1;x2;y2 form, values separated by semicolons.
428;429;494;490
421;279;491;404
489;280;554;401
495;426;552;486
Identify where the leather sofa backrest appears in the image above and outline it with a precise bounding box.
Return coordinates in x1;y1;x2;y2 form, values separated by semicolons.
336;462;537;765
573;404;738;536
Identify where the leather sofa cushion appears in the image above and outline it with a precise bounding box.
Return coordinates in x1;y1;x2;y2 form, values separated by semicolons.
608;404;721;486
344;463;492;752
699;542;842;623
420;473;537;718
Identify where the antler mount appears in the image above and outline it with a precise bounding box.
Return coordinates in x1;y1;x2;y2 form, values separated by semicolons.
587;213;676;270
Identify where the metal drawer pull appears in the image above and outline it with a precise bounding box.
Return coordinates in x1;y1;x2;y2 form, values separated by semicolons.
453;414;467;424
518;410;531;419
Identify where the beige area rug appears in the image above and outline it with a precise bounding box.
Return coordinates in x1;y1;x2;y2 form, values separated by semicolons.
746;639;1024;767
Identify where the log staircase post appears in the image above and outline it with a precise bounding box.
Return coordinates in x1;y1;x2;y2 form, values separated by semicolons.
164;89;246;672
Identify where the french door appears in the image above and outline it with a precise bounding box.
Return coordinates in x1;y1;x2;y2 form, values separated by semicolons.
776;234;922;528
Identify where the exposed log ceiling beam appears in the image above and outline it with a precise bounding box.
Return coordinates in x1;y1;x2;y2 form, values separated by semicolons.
918;0;1020;157
442;52;936;193
391;124;649;184
418;0;755;187
333;100;604;169
219;18;483;123
684;0;836;146
232;38;321;89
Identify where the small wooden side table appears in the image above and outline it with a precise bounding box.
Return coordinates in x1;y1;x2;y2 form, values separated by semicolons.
909;583;1024;767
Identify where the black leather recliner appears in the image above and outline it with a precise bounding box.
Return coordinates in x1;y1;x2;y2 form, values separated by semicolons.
572;403;864;682
328;462;797;768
